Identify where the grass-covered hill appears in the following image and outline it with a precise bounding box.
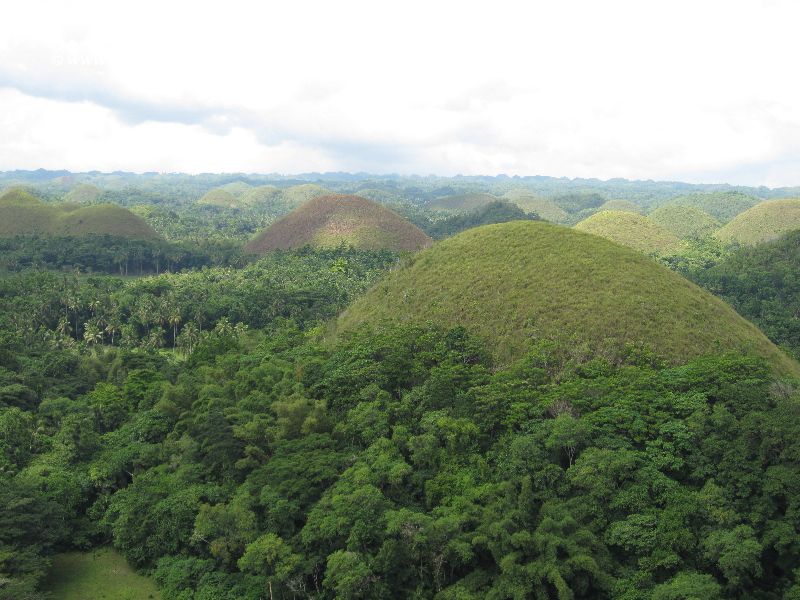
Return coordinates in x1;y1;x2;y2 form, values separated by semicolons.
664;191;761;223
715;199;800;245
504;194;569;223
598;199;643;213
63;183;102;204
335;221;798;374
244;194;432;253
648;205;721;239
281;183;332;206
574;210;682;253
0;188;160;240
427;192;498;212
197;188;240;209
239;185;281;205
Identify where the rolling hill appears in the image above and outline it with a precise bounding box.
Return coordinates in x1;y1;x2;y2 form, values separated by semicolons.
504;194;569;223
597;199;643;213
197;188;240;209
0;188;160;240
427;192;498;213
63;183;102;204
648;205;721;239
574;210;682;253
665;191;761;223
715;199;800;245
280;184;332;207
239;185;281;205
335;221;798;374
244;194;432;253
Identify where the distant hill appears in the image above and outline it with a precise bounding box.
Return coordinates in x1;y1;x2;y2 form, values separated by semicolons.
715;199;800;246
425;201;538;239
665;191;761;223
574;210;682;253
335;221;798;374
597;199;643;213
280;184;332;207
503;194;569;223
197;188;240;209
63;183;102;204
427;192;498;213
239;185;281;206
0;187;160;240
218;181;253;196
648;205;721;239
244;194;432;253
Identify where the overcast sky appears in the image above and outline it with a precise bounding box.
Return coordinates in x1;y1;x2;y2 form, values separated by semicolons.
1;0;798;185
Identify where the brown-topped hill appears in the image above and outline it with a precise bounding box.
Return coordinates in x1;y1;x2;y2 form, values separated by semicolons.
244;194;432;253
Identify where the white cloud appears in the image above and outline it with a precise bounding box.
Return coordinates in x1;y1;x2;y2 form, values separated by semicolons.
0;0;798;184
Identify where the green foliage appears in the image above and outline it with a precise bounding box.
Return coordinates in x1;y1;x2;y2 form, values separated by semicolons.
648;205;721;240
422;200;539;239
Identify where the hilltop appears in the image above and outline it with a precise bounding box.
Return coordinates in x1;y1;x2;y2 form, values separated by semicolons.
244;194;432;253
427;192;498;212
574;210;681;253
664;191;761;222
648;205;721;239
715;199;800;245
0;188;160;240
335;221;797;374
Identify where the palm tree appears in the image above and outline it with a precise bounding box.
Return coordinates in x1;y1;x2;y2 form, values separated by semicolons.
83;321;103;347
177;321;200;355
168;310;182;349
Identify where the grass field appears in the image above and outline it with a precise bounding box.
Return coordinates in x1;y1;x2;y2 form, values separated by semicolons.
43;548;160;600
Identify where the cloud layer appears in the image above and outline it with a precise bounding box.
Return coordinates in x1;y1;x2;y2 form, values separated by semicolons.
1;0;799;185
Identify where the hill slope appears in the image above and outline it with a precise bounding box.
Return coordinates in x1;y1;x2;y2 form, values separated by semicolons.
244;194;432;253
428;192;498;213
335;221;797;374
574;210;682;253
715;199;800;245
648;205;721;239
598;199;643;213
0;189;160;240
197;188;240;209
63;183;102;204
665;191;761;223
504;194;569;223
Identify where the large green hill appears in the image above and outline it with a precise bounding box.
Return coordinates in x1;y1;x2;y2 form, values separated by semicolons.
335;221;798;374
244;194;432;253
503;194;569;223
574;210;682;253
648;205;721;239
715;199;800;245
0;188;160;240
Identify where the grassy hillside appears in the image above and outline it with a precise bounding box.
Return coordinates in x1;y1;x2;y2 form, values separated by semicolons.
504;194;569;223
63;183;102;204
197;188;239;208
665;191;761;222
648;205;721;239
43;548;160;600
59;204;161;239
281;183;332;207
715;199;800;245
244;194;432;253
0;188;161;240
335;221;798;374
239;184;281;205
428;192;498;212
598;199;642;213
218;181;253;196
574;210;682;253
